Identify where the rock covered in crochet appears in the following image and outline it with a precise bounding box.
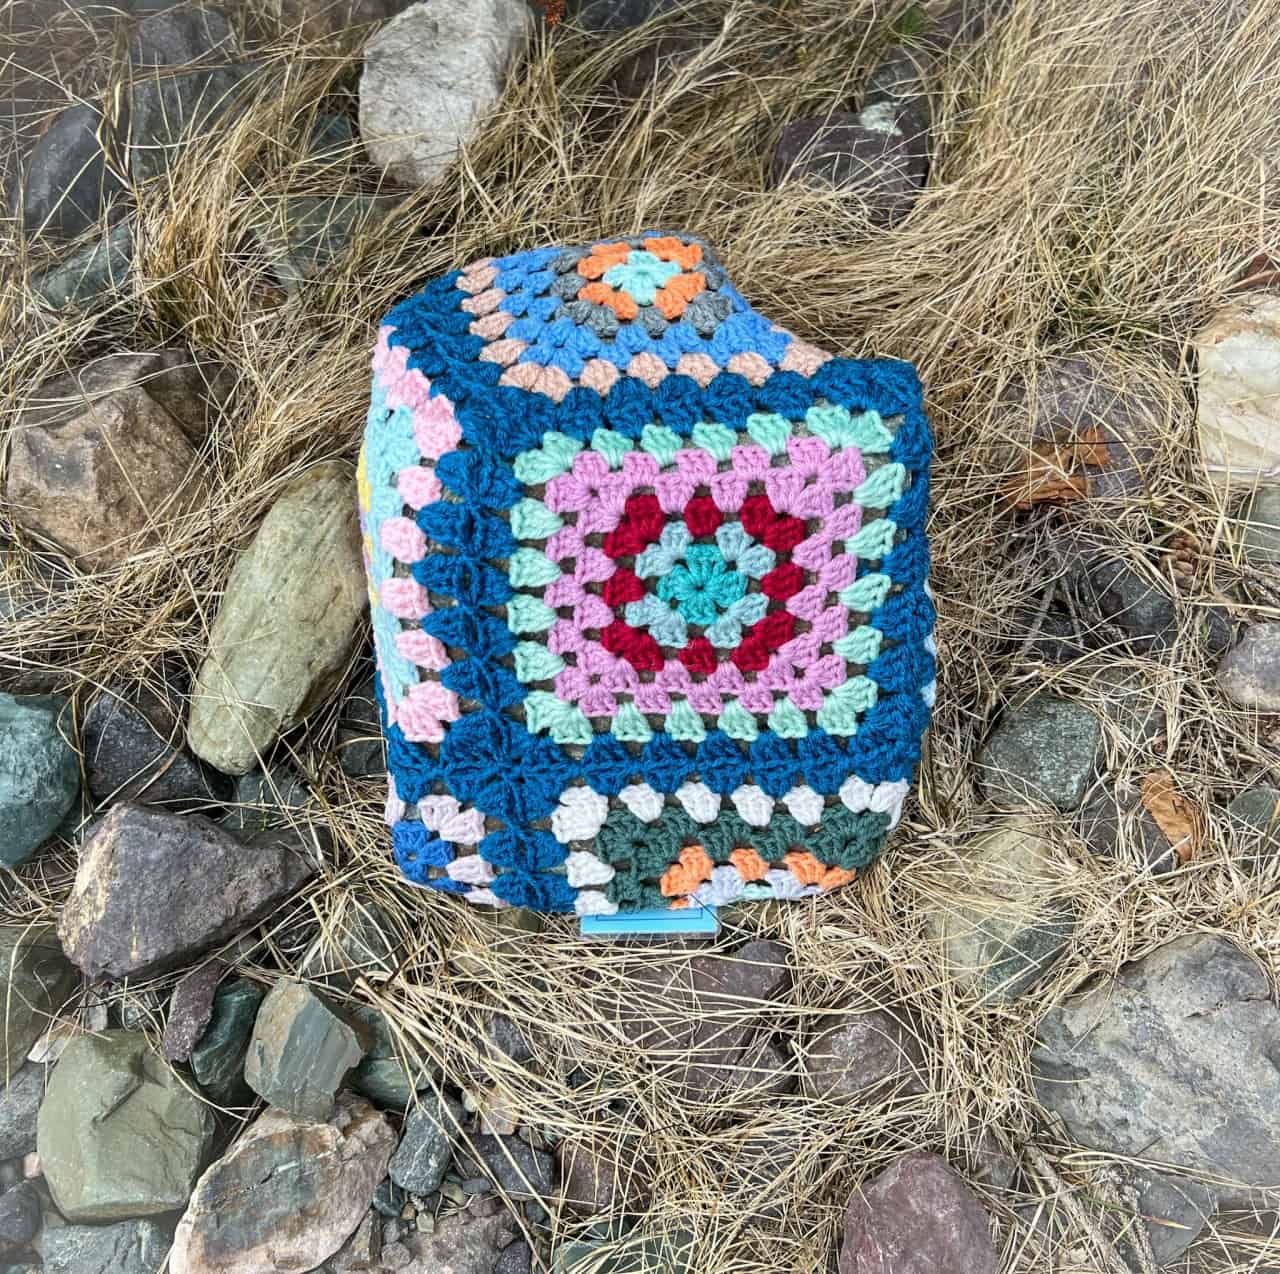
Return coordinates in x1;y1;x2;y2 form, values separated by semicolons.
358;0;532;189
360;231;935;913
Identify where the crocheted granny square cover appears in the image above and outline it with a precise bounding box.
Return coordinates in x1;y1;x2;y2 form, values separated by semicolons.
358;233;935;916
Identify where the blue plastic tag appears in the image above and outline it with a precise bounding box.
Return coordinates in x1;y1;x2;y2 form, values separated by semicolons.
579;904;719;941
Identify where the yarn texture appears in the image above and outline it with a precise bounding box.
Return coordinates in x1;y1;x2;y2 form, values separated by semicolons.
359;233;936;914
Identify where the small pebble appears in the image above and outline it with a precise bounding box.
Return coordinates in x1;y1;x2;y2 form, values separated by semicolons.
416;1212;436;1235
462;1177;491;1195
379;1240;411;1270
19;1157;37;1182
439;1180;468;1206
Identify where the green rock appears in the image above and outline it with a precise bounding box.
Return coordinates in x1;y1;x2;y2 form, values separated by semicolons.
978;694;1102;811
388;1091;463;1195
0;695;79;868
189;977;263;1105
1240;486;1280;568
31;220;134;312
42;1219;174;1274
37;1031;215;1221
244;980;365;1119
0;928;78;1078
221;762;311;834
553;1230;697;1273
347;1006;434;1111
1227;787;1280;856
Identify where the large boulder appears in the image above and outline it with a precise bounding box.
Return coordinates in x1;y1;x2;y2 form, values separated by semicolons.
358;0;532;189
838;1152;997;1274
57;804;315;981
1195;292;1280;490
37;1030;216;1221
1032;933;1280;1205
170;1092;396;1274
0;693;79;867
187;461;366;775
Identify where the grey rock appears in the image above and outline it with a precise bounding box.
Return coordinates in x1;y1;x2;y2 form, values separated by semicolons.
358;0;532;189
0;694;78;867
323;1208;381;1273
1227;787;1280;856
307;112;356;164
1090;664;1168;748
1239;485;1280;568
995;354;1164;503
0;1184;39;1256
1119;1169;1216;1268
170;1092;397;1274
1032;933;1280;1206
18;103;127;240
189;977;262;1107
0;927;78;1077
337;673;384;778
719;1125;807;1222
82;684;229;812
253;194;393;292
347;1005;433;1111
128;3;239;66
1007;607;1089;664
42;1219;174;1274
1073;555;1233;656
553;1231;696;1274
388;1092;463;1194
37;1030;215;1222
1078;783;1178;872
720;1032;796;1101
469;1134;553;1203
1218;623;1280;711
31;219;134;312
371;1178;409;1218
188;460;367;776
0;1064;44;1160
801;997;929;1101
771;108;928;227
978;694;1102;811
301;897;399;986
926;816;1077;1002
58;803;315;981
162;961;224;1062
838;1152;997;1274
21;348;235;445
278;0;412;40
245;980;366;1120
399;1203;519;1274
222;762;311;833
557;1131;650;1218
570;0;678;29
494;1240;532;1274
920;0;1010;51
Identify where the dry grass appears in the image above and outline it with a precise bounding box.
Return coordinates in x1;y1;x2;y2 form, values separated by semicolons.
3;0;1280;1269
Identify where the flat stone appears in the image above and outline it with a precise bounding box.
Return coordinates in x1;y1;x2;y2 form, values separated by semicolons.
801;996;929;1100
31;219;134;312
0;928;78;1077
0;694;78;867
245;980;366;1120
18;103;127;240
996;353;1164;502
839;1152;996;1274
21;348;235;445
42;1219;174;1274
58;803;315;981
1217;623;1280;711
557;1131;652;1217
170;1092;396;1274
1072;554;1233;656
0;1184;39;1256
926;815;1077;1002
82;684;229;812
188;460;366;775
253;194;393;292
359;0;532;189
978;694;1102;811
1077;783;1178;873
1032;933;1280;1206
468;1134;554;1203
189;977;264;1105
1195;292;1280;490
37;1030;215;1222
6;379;210;570
162;961;224;1062
1227;787;1280;856
1117;1169;1216;1268
337;672;384;778
553;1231;696;1274
388;1092;463;1194
0;1064;45;1160
771;108;928;227
1239;485;1280;567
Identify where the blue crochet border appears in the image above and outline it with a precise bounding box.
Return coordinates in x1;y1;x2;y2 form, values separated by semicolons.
374;256;935;911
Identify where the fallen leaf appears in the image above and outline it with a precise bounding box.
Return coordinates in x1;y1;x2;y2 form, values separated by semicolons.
1003;441;1091;509
1140;770;1203;863
1074;425;1112;468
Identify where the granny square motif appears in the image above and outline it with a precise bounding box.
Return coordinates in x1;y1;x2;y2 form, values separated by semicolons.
358;233;935;916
